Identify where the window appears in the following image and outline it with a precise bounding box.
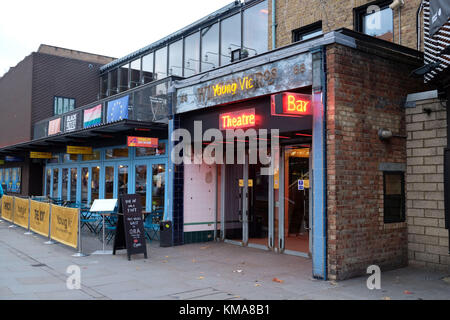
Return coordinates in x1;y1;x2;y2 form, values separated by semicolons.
142;52;154;84
109;68;118;95
54;97;75;115
169;40;183;76
220;13;241;66
201;23;219;72
155;46;168;80
293;21;323;43
243;0;268;58
105;147;129;159
100;74;108;98
119;64;129;92
130;58;141;88
384;172;405;223
355;1;394;42
184;32;200;77
136;141;166;157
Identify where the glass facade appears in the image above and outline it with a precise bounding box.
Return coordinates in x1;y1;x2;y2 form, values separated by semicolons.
201;23;219;71
99;0;269;97
119;64;129;92
169;40;183;76
44;145;168;213
243;0;268;58
184;32;200;77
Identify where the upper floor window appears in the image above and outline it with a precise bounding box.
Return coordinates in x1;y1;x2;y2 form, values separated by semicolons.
54;96;75;115
293;21;323;43
355;1;393;42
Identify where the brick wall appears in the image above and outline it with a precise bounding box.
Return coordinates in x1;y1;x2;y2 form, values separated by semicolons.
406;98;450;272
326;42;426;280
269;0;422;51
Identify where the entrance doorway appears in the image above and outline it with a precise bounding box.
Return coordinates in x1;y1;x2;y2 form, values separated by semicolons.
220;145;311;257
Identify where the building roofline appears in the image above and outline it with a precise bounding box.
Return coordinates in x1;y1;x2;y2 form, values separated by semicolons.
99;0;248;73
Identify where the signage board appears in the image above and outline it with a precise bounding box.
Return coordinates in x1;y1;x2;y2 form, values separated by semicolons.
429;0;450;36
48;118;61;135
30;152;52;159
5;156;24;162
64;111;81;132
176;52;312;114
271;92;312;117
67;146;93;155
113;194;147;260
219;108;256;130
127;136;159;148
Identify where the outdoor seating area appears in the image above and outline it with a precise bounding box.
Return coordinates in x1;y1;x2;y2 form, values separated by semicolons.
30;196;162;244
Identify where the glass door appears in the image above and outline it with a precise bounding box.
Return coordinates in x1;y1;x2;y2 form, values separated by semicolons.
223;164;244;245
151;164;165;214
118;164;129;197
70;168;78;203
61;168;69;201
104;166;115;199
134;163;148;211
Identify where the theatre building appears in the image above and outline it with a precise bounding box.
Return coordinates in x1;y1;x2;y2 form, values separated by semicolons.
1;0;444;280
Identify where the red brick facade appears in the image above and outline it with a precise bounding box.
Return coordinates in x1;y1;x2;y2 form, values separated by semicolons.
326;42;428;280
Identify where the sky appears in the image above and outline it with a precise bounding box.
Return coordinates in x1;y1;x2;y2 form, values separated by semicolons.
0;0;235;77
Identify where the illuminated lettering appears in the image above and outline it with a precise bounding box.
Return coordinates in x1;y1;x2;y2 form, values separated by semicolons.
219;108;256;130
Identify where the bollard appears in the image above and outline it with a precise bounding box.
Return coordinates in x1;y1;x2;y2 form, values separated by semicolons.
24;198;32;235
44;203;56;245
72;208;87;257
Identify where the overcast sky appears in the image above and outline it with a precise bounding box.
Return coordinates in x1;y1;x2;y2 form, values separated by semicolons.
0;0;235;77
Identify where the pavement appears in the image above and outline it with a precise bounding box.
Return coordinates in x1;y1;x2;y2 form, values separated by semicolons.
0;219;449;300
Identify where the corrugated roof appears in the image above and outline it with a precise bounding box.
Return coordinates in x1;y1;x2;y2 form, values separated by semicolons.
100;0;243;73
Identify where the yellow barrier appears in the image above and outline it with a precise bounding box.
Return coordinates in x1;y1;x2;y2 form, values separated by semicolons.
1;195;14;223
14;197;29;229
50;205;78;249
30;200;50;237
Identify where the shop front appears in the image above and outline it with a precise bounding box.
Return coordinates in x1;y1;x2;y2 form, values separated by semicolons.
174;44;326;272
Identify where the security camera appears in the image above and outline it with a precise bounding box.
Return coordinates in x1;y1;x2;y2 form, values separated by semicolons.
389;0;404;10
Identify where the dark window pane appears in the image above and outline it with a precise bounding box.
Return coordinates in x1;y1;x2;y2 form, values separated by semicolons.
142;53;154;84
69;99;75;111
201;23;219;71
110;69;118;95
243;0;268;57
220;13;240;66
58;97;63;114
169;40;183;76
105;166;114;199
70;168;77;202
119;64;129;92
130;58;141;88
63;98;69;113
155;46;167;80
101;74;108;98
119;165;128;196
136;165;147;209
363;7;393;41
184;32;200;77
81;168;88;205
152;164;165;212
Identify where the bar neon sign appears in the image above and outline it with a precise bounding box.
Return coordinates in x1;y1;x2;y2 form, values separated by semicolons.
271;92;312;117
219;108;256;130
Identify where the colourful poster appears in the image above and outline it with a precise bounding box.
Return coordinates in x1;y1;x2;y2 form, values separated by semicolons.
127;136;158;148
83;104;102;128
48;118;61;135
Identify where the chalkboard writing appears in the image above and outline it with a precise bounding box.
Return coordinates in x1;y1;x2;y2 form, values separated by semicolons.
113;194;147;260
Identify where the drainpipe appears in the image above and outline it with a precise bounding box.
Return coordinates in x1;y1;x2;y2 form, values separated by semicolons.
272;0;276;50
416;1;424;51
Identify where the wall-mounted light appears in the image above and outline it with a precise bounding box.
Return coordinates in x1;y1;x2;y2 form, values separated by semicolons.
389;0;404;10
378;128;393;141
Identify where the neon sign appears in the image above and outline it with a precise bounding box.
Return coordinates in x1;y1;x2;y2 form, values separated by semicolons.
271;92;312;117
219;108;256;130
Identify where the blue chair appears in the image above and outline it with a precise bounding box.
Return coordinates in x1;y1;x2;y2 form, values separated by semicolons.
144;209;163;241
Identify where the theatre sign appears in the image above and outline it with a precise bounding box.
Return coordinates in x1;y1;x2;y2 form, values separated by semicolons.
175;52;312;114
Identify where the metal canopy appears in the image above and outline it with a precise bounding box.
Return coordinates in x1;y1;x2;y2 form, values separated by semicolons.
0;120;166;156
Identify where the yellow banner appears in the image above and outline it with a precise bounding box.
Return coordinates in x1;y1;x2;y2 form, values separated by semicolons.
30;152;52;159
67;146;92;155
1;195;14;222
50;205;78;249
14;197;29;229
29;200;50;237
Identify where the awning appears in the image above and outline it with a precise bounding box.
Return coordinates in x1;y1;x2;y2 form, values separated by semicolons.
0;120;167;156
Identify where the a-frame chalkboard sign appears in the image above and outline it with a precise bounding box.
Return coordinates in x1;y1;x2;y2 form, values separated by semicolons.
113;194;148;260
